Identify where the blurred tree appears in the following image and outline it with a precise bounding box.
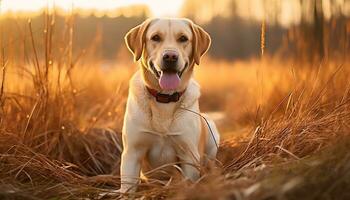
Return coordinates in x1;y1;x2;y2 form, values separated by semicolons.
181;0;349;62
313;0;325;58
0;5;149;62
290;0;325;62
180;0;286;59
287;0;350;63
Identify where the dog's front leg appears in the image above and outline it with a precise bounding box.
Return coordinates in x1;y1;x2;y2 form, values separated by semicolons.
120;148;144;193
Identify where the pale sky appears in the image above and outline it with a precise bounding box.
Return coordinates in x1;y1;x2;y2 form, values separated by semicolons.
0;0;185;17
1;0;349;27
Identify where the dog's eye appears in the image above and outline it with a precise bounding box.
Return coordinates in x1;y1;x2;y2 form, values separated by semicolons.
178;35;188;43
151;35;161;42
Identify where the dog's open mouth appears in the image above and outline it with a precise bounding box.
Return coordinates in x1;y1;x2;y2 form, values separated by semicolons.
149;61;161;78
149;61;188;90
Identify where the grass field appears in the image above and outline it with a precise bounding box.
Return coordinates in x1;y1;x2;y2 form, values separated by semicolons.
1;16;350;200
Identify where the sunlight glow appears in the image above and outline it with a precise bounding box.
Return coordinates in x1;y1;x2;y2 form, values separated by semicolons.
0;0;185;17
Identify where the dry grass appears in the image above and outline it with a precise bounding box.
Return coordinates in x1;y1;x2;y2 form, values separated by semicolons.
1;14;350;200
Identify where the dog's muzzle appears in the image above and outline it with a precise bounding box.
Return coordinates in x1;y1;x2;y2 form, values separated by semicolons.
149;61;188;79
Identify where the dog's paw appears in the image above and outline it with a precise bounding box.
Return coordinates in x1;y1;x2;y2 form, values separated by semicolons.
97;189;121;199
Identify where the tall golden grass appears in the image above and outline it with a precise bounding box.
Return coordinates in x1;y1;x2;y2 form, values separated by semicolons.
1;13;350;199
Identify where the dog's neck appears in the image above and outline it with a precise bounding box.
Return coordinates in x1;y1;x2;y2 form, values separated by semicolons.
140;63;194;133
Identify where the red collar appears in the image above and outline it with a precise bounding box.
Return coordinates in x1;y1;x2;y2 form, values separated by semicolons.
146;87;186;103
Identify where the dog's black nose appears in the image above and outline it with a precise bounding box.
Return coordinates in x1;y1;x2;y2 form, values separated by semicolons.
162;50;178;65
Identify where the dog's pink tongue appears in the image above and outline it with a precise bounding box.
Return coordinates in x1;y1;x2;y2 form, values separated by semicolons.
159;72;180;90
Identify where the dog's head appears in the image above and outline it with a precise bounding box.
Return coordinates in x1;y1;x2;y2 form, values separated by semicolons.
125;18;211;91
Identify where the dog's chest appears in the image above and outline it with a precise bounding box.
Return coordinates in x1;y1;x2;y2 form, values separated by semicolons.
148;101;179;133
147;138;177;167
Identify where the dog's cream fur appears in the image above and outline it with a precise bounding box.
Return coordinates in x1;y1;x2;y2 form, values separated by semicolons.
120;18;220;193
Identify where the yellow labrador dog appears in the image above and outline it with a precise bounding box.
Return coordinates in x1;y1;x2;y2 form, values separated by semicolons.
121;18;220;193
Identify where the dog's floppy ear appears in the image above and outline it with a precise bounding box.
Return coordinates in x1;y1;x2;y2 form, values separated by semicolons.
190;21;211;65
125;19;153;62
